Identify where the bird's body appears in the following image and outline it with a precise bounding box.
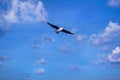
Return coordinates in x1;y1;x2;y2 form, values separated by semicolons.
56;27;64;33
47;22;74;35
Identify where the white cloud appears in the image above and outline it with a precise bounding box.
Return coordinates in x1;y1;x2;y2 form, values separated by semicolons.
108;46;120;62
3;0;19;23
35;68;45;75
36;58;47;65
3;0;47;23
108;0;120;7
4;11;18;23
100;21;120;42
90;21;120;46
93;47;120;67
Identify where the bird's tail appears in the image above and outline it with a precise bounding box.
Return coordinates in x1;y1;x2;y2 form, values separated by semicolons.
55;30;59;34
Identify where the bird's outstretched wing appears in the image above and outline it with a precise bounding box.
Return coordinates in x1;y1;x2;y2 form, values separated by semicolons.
62;29;74;35
47;22;59;29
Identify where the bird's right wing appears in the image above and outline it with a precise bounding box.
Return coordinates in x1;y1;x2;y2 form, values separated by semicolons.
62;29;74;35
47;22;59;29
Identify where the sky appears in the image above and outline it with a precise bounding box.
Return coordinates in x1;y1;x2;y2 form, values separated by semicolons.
0;0;120;80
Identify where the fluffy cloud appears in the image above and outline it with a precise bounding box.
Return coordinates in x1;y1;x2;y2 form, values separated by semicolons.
2;0;47;23
94;46;120;68
0;0;47;33
108;46;120;62
108;0;120;7
90;21;120;46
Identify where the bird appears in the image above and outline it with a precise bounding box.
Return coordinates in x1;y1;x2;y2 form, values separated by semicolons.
47;22;74;35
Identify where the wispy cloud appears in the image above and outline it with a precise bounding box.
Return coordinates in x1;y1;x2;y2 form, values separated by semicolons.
90;21;120;46
108;0;120;7
93;54;108;67
35;68;45;75
41;35;55;44
31;40;42;49
3;0;47;23
76;34;86;44
36;58;47;65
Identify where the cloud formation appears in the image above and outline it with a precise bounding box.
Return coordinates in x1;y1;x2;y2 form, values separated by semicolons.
3;0;47;23
0;0;47;35
108;46;120;62
93;46;120;68
108;0;120;7
90;21;120;46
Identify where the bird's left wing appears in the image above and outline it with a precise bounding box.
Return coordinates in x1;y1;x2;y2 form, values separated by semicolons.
47;22;59;29
62;29;74;35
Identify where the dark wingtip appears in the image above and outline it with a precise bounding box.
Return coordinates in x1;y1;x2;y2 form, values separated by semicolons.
47;22;51;25
68;33;74;35
70;32;74;35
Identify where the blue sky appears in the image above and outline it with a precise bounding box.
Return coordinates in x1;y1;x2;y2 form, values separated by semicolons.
0;0;120;80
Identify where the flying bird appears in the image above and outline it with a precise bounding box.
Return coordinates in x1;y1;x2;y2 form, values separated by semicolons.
47;22;74;35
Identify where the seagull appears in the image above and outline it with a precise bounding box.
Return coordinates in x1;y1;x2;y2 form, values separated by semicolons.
47;22;74;35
